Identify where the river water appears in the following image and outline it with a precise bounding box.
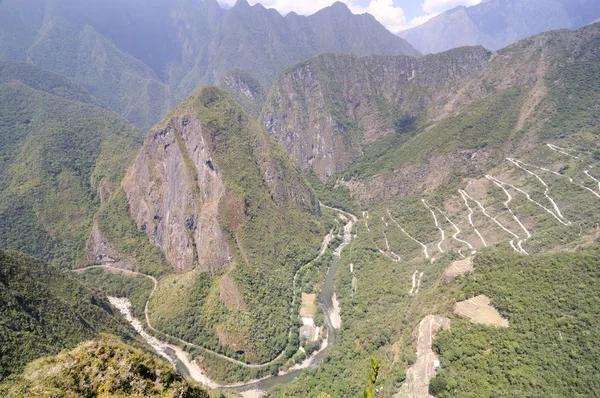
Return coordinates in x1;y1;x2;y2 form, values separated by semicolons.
219;254;341;393
111;208;355;395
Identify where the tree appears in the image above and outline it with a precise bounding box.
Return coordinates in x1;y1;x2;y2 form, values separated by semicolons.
429;376;447;396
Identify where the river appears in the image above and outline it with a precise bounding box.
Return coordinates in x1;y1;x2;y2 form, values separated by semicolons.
108;206;356;395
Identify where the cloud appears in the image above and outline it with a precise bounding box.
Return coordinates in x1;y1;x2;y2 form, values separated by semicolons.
216;0;482;33
398;12;440;31
422;0;483;14
347;0;408;33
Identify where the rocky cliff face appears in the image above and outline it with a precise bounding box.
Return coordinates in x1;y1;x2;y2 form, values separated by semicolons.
123;86;320;272
263;23;600;199
123;115;232;272
122;87;324;362
261;47;490;180
218;68;266;118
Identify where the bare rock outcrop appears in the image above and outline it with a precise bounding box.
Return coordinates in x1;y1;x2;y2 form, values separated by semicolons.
123;115;232;272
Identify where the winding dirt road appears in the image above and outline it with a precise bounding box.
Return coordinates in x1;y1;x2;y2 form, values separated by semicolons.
76;204;358;387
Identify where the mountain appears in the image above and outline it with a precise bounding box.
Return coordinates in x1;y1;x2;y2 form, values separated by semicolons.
261;46;490;180
120;86;325;364
0;61;144;268
0;335;209;397
264;22;600;396
398;0;600;54
198;1;420;88
0;0;419;131
0;250;139;378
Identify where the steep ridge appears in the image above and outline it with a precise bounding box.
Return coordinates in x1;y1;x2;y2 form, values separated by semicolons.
398;0;600;54
262;23;600;187
0;61;143;268
261;46;490;180
121;86;324;363
0;0;419;131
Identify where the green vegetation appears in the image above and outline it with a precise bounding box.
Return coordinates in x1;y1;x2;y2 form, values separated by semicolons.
147;87;325;364
434;248;600;397
74;268;154;320
542;37;600;138
96;191;170;277
218;68;266;118
343;87;524;181
0;335;209;397
305;170;360;214
363;358;380;398
0;250;139;378
0;62;142;268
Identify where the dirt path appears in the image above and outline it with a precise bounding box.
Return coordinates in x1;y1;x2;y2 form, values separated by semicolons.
78;221;339;369
108;297;218;388
460;188;530;254
487;175;569;226
396;315;450;398
458;190;488;248
379;228;402;262
547;143;579;159
78;204;358;389
388;209;430;259
486;175;530;255
584;170;600;193
422;200;445;254
439;211;475;254
507;158;570;225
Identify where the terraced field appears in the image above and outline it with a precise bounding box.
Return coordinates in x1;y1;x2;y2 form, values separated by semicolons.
454;295;509;327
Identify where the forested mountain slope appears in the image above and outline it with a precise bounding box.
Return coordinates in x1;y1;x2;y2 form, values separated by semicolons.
0;0;418;131
0;61;143;268
266;22;600;397
116;86;325;365
262;22;600;186
0;251;139;378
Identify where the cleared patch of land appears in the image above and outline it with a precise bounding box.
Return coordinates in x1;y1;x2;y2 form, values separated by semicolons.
299;293;317;317
443;257;474;280
454;295;509;327
396;315;450;398
220;274;246;310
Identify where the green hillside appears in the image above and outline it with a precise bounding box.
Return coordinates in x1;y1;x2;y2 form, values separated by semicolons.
0;0;419;131
0;61;143;268
267;23;600;397
0;250;139;378
123;86;325;365
433;248;600;397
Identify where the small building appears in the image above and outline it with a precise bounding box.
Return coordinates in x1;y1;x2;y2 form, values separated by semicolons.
433;360;441;369
300;325;312;341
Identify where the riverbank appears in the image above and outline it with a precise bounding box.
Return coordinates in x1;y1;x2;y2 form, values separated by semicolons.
98;204;357;393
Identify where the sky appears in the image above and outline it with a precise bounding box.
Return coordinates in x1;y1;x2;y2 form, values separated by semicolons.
217;0;484;32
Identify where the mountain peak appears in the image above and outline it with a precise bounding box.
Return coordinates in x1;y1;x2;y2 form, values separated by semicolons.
325;1;352;15
232;0;250;9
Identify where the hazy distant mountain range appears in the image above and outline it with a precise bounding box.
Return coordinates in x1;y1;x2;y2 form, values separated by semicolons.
0;0;418;131
399;0;600;54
